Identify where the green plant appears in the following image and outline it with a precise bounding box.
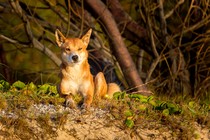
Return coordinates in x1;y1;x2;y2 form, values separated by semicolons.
112;91;209;133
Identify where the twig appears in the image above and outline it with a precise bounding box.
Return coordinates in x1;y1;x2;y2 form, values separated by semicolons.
0;35;19;44
66;0;71;37
174;14;210;38
137;50;144;75
43;0;79;32
125;79;156;94
143;0;160;82
178;0;194;47
158;0;168;40
9;0;61;66
79;0;84;37
147;17;159;58
158;0;178;77
164;0;185;19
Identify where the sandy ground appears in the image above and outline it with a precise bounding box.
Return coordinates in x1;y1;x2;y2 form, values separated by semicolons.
0;104;209;140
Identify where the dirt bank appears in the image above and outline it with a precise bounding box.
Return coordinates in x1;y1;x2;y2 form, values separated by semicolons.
0;104;209;140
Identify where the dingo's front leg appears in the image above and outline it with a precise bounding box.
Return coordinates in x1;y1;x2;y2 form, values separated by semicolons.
58;80;77;108
65;94;76;108
81;85;94;109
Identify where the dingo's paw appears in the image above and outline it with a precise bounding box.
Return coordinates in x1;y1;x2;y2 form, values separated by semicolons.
81;103;90;110
65;98;76;109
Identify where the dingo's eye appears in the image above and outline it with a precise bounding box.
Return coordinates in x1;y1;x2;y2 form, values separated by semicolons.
65;48;70;51
78;48;82;51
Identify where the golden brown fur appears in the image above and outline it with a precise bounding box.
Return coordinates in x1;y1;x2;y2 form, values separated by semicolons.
55;29;121;109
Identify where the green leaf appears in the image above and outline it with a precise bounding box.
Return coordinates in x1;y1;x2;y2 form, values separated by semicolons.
170;106;181;114
147;96;154;101
0;80;10;91
138;104;147;111
0;84;3;91
162;109;169;116
154;100;165;110
124;110;133;117
28;82;37;91
129;94;148;103
12;81;26;89
113;92;126;100
140;98;148;103
149;100;157;107
129;94;146;99
187;101;197;114
189;101;195;108
167;103;175;108
49;85;57;93
158;101;167;109
49;85;58;96
113;92;121;99
125;118;134;128
166;103;181;114
38;84;50;94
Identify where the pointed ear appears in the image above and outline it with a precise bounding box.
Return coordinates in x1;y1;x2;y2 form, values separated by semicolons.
55;29;66;47
81;29;92;46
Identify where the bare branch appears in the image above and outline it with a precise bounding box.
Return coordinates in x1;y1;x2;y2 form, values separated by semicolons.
174;14;210;38
9;0;61;67
164;0;185;19
142;0;160;83
0;35;19;44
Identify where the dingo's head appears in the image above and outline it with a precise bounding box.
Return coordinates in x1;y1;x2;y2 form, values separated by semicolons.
55;29;92;66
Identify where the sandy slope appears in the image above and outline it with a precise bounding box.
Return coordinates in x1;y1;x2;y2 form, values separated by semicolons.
0;104;209;140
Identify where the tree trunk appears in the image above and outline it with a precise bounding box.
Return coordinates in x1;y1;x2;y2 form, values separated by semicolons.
107;0;153;56
85;0;151;95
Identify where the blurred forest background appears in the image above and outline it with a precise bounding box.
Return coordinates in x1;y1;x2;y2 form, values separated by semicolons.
0;0;209;99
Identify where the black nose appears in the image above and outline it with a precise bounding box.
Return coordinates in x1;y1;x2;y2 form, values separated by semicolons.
72;55;78;62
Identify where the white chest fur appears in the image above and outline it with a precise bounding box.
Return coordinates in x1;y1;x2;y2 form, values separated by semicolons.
61;64;91;96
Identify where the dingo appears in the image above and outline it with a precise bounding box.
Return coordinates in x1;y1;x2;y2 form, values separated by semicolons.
55;29;120;109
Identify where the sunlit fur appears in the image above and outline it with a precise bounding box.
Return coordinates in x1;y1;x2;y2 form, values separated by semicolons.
55;29;121;109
